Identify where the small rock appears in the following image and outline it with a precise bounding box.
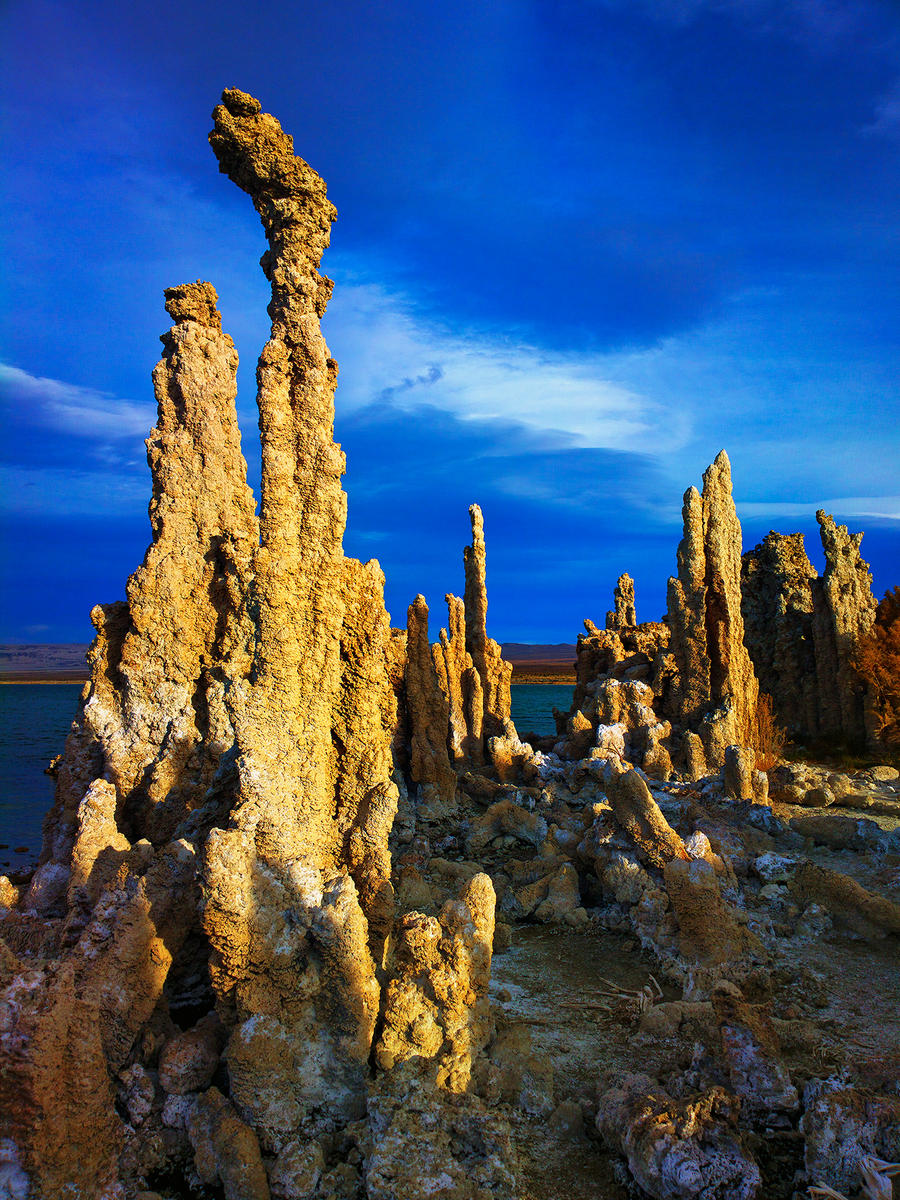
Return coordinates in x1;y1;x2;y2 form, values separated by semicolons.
863;765;899;783
159;1012;226;1096
548;1099;586;1140
493;921;513;953
804;785;836;808
754;853;797;884
268;1138;325;1200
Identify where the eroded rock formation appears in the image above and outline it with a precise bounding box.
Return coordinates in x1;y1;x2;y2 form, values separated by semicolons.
33;280;258;914
464;504;513;739
606;572;637;630
402;503;527;814
405;595;458;819
0;89;499;1199
2;86;898;1200
741;513;878;748
812;510;878;745
666;451;759;766
741;531;819;737
564;452;760;776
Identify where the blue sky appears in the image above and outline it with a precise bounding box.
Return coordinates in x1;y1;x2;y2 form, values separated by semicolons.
1;0;898;643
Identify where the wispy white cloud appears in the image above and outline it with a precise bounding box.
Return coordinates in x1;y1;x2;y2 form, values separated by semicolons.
738;496;900;522
325;278;678;453
0;363;154;441
864;80;900;138
591;0;895;55
0;464;148;517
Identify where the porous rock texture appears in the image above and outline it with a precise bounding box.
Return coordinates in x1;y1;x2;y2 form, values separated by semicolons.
596;1073;762;1200
0;89;501;1199
405;594;458;818
811;510;878;746
464;504;514;740
666;451;759;767
741;515;879;748
566;569;672;775
32;279;258;909
607;572;638;630
562;452;763;778
741;531;819;737
201;87;399;1147
403;503;526;811
4;87;898;1200
375;872;495;1092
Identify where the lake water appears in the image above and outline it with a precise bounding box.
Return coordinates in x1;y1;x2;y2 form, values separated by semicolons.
0;684;82;873
0;682;571;875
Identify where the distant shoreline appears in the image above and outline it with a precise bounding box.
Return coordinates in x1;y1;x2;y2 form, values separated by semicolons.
510;663;576;684
1;677;87;685
1;644;578;688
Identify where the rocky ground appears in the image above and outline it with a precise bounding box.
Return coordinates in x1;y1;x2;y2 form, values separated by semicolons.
385;752;900;1200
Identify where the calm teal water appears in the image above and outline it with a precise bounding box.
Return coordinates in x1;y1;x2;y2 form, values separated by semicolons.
0;684;81;873
510;682;572;738
0;681;570;876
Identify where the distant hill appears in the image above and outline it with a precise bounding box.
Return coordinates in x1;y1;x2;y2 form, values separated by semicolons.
1;642;576;681
501;643;576;664
0;644;89;681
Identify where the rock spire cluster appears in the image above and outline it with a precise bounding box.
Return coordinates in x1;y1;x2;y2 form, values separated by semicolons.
404;503;524;815
665;451;759;764
1;87;896;1200
741;512;878;747
0;89;496;1198
564;451;762;779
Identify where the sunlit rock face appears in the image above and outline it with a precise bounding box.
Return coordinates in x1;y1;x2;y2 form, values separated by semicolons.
565;452;760;777
404;502;528;814
464;503;514;740
665;450;759;769
2;88;500;1197
35;280;258;907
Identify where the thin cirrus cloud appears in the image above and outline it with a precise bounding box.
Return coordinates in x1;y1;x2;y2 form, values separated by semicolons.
323;277;668;454
595;0;893;42
0;363;154;443
864;81;900;138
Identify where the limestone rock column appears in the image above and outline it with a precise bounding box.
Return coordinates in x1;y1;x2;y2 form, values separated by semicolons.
406;594;458;816
666;451;759;766
203;88;397;1143
606;572;637;630
812;511;877;746
33;281;258;904
741;532;818;737
464;504;513;737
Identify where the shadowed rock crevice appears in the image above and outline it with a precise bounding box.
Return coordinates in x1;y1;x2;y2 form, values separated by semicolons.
742;513;879;749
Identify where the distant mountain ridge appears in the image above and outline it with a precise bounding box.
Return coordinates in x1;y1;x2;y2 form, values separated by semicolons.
501;643;576;664
1;642;576;679
0;644;89;680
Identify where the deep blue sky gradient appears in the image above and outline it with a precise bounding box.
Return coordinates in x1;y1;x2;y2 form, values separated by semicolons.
1;0;898;641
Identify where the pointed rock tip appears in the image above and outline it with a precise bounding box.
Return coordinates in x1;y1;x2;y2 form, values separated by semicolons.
219;88;262;117
683;484;701;507
703;449;732;492
163;282;221;328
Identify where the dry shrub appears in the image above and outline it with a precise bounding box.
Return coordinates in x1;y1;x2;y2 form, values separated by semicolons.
853;586;900;751
751;692;787;771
